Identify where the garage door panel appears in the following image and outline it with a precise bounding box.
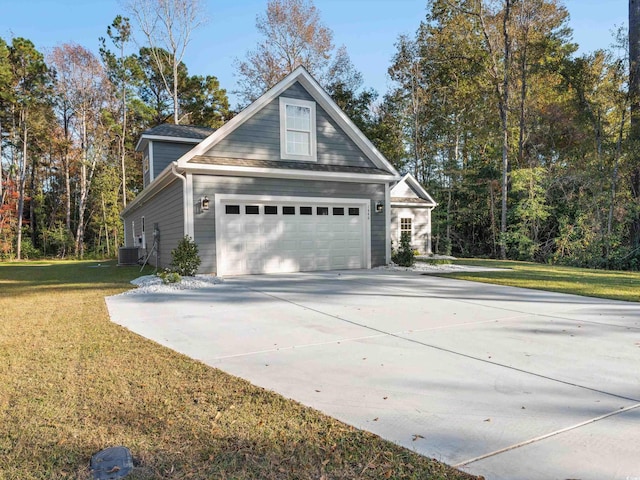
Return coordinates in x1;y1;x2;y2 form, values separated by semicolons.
219;199;367;275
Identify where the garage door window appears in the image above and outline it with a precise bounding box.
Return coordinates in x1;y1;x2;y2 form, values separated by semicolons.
283;206;295;215
317;207;329;216
333;207;344;215
300;207;312;215
265;205;278;215
226;205;240;214
245;205;259;214
349;207;360;216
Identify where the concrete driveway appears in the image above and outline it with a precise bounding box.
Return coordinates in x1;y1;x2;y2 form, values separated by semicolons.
106;270;640;480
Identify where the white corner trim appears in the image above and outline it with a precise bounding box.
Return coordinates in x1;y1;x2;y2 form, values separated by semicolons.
279;96;317;162
186;173;195;239
148;141;154;182
385;182;391;264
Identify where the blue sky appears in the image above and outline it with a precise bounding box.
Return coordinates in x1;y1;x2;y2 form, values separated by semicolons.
1;0;629;107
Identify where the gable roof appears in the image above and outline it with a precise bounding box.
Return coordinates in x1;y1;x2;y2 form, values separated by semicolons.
135;124;216;151
174;66;399;176
390;173;437;207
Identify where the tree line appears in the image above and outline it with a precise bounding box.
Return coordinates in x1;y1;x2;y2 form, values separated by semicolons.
1;0;639;271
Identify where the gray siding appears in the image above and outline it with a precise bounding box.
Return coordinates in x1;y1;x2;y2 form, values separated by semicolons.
203;82;376;168
152;141;194;180
122;179;184;269
193;175;386;273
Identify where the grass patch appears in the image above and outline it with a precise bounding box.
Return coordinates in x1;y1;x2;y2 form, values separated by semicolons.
438;258;640;302
0;260;476;479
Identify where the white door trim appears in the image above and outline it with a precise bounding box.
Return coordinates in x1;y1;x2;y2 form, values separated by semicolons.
214;193;371;276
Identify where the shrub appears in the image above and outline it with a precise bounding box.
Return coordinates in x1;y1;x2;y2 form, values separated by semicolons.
392;232;415;267
171;236;201;276
157;269;182;284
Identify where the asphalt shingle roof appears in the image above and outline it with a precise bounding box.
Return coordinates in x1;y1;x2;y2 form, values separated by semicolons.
142;124;215;140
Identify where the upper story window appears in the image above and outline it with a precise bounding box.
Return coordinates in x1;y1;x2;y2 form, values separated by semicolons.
279;97;316;161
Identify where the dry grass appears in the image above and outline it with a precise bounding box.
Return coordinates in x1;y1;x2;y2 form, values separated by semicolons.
0;260;477;480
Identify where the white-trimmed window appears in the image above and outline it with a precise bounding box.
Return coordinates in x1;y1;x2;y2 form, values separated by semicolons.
279;97;317;161
400;217;412;241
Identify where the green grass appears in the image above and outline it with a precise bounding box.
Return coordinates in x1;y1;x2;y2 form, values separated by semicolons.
0;260;477;479
436;258;640;302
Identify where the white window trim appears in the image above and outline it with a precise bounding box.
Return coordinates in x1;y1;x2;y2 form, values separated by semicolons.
279;97;317;162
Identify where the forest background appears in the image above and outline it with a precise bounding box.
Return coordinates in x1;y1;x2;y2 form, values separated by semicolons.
1;0;639;270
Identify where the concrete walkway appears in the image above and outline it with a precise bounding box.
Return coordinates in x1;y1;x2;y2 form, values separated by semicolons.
105;270;640;480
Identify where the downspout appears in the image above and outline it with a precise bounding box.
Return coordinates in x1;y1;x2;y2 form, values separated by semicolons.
170;162;188;237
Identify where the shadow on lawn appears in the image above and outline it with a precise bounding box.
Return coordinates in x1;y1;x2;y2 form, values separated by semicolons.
0;260;153;297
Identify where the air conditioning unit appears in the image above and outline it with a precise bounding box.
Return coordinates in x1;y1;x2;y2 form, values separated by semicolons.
118;247;140;266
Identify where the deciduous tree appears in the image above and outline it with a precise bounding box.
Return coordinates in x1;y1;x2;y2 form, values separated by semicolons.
126;0;206;124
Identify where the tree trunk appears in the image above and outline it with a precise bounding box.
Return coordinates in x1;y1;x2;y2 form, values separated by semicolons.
75;113;87;258
499;0;512;260
16;117;27;260
630;0;640;248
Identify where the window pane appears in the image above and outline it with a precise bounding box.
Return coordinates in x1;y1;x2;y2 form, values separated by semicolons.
400;218;412;238
300;206;312;215
317;207;329;216
333;207;344;215
286;105;310;131
265;205;278;215
226;205;240;214
245;205;259;214
283;206;295;215
287;130;310;156
348;207;360;216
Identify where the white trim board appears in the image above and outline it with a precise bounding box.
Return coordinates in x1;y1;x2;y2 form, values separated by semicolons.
175;66;399;176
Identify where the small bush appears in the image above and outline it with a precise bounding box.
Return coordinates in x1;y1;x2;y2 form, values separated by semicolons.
157;269;182;284
392;232;415;267
171;236;201;276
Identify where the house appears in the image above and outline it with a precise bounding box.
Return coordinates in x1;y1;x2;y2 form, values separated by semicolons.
121;66;436;276
390;173;437;255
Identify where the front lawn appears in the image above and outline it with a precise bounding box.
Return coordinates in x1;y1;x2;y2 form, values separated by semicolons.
0;260;476;479
432;258;640;302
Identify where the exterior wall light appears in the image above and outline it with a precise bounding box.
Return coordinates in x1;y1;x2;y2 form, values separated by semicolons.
201;196;210;211
376;201;384;213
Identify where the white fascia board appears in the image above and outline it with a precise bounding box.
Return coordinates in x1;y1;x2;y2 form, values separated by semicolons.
174;72;304;168
183;163;398;184
173;66;398;176
406;173;438;205
391;202;434;208
120;162;180;217
135;134;204;152
392;173;438;206
294;71;399;176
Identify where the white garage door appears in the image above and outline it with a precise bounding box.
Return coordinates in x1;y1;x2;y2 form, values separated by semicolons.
216;196;369;276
